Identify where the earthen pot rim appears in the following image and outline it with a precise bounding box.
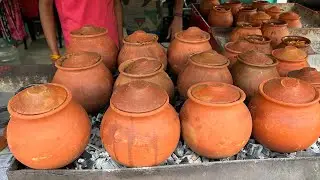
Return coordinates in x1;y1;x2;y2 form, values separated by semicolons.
239;6;257;12
236;22;261;28
263;19;288;27
258;77;320;107
224;42;242;54
174;28;210;44
189;52;230;68
55;53;102;71
187;81;246;107
271;46;307;62
7;83;72;120
265;6;283;13
118;57;164;78
281;36;311;48
237;54;278;67
70;25;108;38
245;35;271;44
212;5;231;13
123;33;159;46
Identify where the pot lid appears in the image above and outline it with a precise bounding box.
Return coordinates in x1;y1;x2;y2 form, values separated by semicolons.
213;5;231;12
236;22;261;28
70;25;106;36
190;51;229;66
124;30;157;43
124;58;162;75
226;40;255;53
176;27;210;43
190;82;241;104
266;5;281;13
251;11;271;20
9;84;68;115
281;36;310;48
245;35;271;44
280;11;300;20
288;67;320;84
111;81;167;113
239;50;274;65
57;52;100;68
263;77;316;104
272;46;307;61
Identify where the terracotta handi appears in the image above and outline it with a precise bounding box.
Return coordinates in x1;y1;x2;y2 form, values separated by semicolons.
168;27;212;74
288;67;320;91
115;57;174;99
231;50;279;99
208;6;233;27
118;30;167;69
230;22;262;42
180;82;252;158
252;0;269;11
249;11;271;25
272;46;309;77
249;77;320;153
223;1;242;16
279;11;302;28
7;84;91;169
67;25;118;70
200;0;220;17
223;39;255;68
236;7;257;23
265;6;282;19
52;52;114;113
244;35;273;54
177;51;233;97
278;36;311;54
262;20;289;48
101;81;180;167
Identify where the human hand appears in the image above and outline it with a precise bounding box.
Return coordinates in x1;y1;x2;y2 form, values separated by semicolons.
50;54;61;64
167;16;183;41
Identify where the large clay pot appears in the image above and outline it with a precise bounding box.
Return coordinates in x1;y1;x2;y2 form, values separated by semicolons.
223;1;242;16
252;0;270;11
208;6;233;27
236;7;257;23
223;39;255;68
272;46;309;77
244;35;273;54
230;22;262;42
67;25;118;70
52;52;113;113
115;57;174;99
265;6;282;19
101;81;180;167
180;82;252;158
7;84;91;169
288;67;320;91
168;27;212;74
249;77;320;153
279;11;302;28
278;36;311;54
200;0;220;17
177;51;233;98
231;50;279;99
262;20;289;48
249;11;271;25
118;30;167;69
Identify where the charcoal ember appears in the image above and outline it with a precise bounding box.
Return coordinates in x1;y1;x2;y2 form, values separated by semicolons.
166;156;175;165
236;149;247;160
174;141;185;157
94;158;107;169
180;152;201;164
99;151;109;158
261;147;271;158
184;149;193;156
80;150;93;159
245;143;266;159
96;113;103;121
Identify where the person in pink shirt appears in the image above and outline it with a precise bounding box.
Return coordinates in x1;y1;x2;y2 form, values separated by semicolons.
39;0;123;61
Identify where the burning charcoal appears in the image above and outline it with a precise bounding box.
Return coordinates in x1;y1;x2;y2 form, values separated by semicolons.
81;150;93;159
99;151;109;158
174;141;185;157
236;149;247;160
184;149;193;156
97;113;103;121
171;153;179;161
166;156;175;165
201;157;210;163
190;152;200;161
261;147;271;158
252;144;264;159
248;139;256;144
180;155;202;164
94;158;107;169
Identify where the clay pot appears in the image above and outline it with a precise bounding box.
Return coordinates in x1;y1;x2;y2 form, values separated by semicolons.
236;7;257;23
208;6;233;27
168;27;212;74
67;25;118;70
262;20;289;48
223;1;243;16
278;36;311;54
279;11;302;28
0;135;6;151
272;46;309;77
200;0;220;17
288;67;320;91
244;35;273;54
101;81;180;167
223;39;255;68
118;30;167;69
249;11;271;25
265;6;282;19
7;84;91;169
115;57;174;99
249;77;320;153
180;82;252;158
252;1;270;11
177;51;233;97
52;52;114;113
230;22;262;42
231;50;279;99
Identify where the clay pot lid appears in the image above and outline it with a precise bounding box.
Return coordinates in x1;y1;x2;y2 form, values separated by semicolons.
57;52;100;68
190;51;229;66
124;58;162;75
175;27;210;43
111;81;167;113
226;40;254;53
272;46;307;61
251;11;271;20
245;35;271;44
236;22;261;28
262;77;316;104
281;36;311;48
70;25;106;36
124;30;157;44
288;67;320;85
213;5;231;12
238;50;274;65
190;82;241;104
280;11;300;20
263;19;287;26
266;5;281;13
9;84;68;115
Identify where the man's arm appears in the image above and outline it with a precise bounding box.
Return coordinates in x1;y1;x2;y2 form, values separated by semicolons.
114;0;123;47
167;0;183;40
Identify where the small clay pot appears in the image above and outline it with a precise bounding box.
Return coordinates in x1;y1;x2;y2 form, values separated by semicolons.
52;52;114;113
223;1;243;16
200;0;220;17
236;7;257;23
265;6;282;19
249;11;271;25
168;27;212;74
177;51;233;97
208;6;233;27
7;84;91;169
180;82;252;158
115;57;174;99
262;19;289;48
67;25;118;70
101;81;180;167
230;22;262;42
272;46;309;77
223;40;255;68
279;11;302;28
231;50;279;99
249;77;320;153
118;30;167;69
244;35;273;54
252;0;270;11
288;67;320;91
278;36;311;54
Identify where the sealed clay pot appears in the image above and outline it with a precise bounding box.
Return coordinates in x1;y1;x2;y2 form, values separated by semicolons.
236;7;257;23
231;50;279;99
180;82;252;158
279;11;302;28
223;1;242;16
265;6;282;19
262;20;289;48
249;11;271;25
249;77;320;153
272;46;309;77
200;0;220;17
67;25;118;70
278;36;311;54
288;67;320;91
7;84;91;169
52;52;113;113
230;22;262;42
252;0;269;11
223;39;255;68
118;30;167;69
115;57;174;99
177;51;233;97
168;27;212;74
101;81;180;167
208;6;233;27
244;35;273;54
